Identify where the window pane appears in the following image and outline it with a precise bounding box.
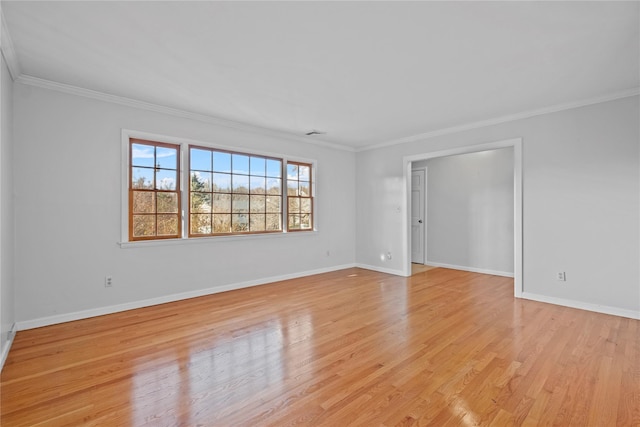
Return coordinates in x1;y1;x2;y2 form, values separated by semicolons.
191;192;211;213
250;176;266;194
300;198;312;214
250;157;266;176
213;173;231;192
132;167;154;189
190;148;212;171
232;194;249;213
233;175;249;193
158;192;179;213
232;154;249;174
213;193;231;213
157;214;178;236
250;195;266;213
232;214;249;232
156;147;177;170
191;171;212;191
299;165;310;181
300;214;312;229
131;144;155;167
299;181;310;197
129;139;182;242
288;197;300;213
266;159;282;178
285;162;312;232
250;214;266;232
133;191;155;214
156;169;177;190
266;196;281;213
267;178;281;195
213;152;231;173
288;214;300;230
190;214;211;235
133;215;155;237
213;214;231;233
287;181;298;196
287;164;298;180
266;214;281;231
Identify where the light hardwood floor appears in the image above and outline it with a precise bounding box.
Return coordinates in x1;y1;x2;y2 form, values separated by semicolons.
1;267;638;426
411;263;438;275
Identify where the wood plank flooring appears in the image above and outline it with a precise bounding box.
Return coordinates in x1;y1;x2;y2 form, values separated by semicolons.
1;267;638;426
411;264;438;275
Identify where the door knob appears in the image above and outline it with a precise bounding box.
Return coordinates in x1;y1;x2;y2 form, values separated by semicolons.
418;220;423;223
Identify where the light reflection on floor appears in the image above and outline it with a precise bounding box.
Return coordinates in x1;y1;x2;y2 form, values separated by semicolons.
130;312;317;424
450;396;480;426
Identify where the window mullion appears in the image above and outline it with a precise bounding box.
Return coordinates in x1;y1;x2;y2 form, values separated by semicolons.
181;142;189;239
282;160;288;232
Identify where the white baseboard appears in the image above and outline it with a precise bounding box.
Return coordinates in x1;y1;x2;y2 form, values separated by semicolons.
425;261;514;278
520;292;640;320
355;263;408;277
16;262;636;333
1;322;17;372
16;264;357;331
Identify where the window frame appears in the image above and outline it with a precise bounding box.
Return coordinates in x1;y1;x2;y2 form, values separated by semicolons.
121;130;316;245
188;145;285;237
128;138;182;241
286;160;314;232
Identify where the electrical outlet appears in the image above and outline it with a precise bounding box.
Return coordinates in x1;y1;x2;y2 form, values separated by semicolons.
105;276;113;287
386;252;392;260
557;272;566;281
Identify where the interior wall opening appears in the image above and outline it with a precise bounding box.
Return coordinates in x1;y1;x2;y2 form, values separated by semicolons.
403;138;523;297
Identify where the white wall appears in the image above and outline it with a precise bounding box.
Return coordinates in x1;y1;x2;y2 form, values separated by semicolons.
413;147;514;275
13;83;356;325
357;96;640;315
1;56;15;360
9;82;640;326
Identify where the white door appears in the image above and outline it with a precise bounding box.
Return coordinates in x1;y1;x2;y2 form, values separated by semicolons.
411;169;426;263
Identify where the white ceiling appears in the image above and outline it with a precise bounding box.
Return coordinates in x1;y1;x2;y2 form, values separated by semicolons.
3;1;639;149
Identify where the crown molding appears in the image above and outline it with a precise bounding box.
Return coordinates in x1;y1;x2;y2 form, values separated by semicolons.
15;74;356;152
0;10;21;80
12;72;638;154
358;87;640;152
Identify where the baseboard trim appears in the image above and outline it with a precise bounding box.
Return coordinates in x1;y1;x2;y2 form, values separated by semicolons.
16;264;357;331
425;261;514;278
355;263;408;277
1;322;17;372
520;292;640;320
17;263;635;331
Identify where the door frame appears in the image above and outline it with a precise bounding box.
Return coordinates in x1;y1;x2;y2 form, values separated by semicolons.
402;138;523;297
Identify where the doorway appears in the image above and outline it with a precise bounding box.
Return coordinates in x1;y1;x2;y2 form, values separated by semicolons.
403;138;523;297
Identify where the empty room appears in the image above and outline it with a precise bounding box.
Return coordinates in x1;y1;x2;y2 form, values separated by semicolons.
0;1;638;426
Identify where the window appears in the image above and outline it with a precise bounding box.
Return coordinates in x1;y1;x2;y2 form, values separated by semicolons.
129;139;181;240
287;161;313;231
125;134;314;243
189;147;283;236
